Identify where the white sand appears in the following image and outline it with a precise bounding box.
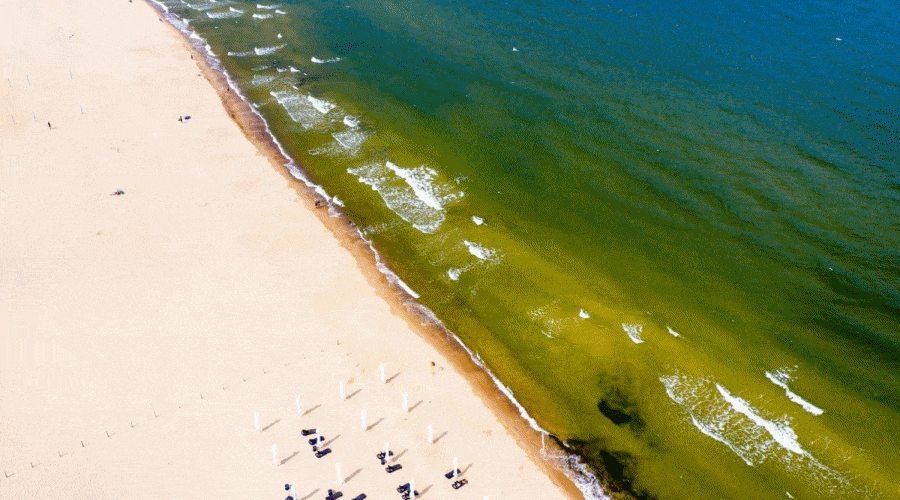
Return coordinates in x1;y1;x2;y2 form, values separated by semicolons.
0;1;581;499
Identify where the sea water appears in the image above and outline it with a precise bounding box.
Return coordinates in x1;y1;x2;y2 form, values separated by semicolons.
153;0;900;498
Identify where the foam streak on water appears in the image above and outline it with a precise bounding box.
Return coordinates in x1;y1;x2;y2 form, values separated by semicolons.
271;90;323;129
765;368;825;416
660;374;856;496
622;323;644;344
348;162;453;234
254;44;284;55
462;240;498;261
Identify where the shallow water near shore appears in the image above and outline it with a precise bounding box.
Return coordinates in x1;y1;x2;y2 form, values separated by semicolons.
153;0;899;498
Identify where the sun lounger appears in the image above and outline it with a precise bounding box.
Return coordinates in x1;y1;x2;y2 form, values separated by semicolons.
444;468;460;479
385;464;402;473
397;483;411;493
301;429;317;436
376;451;394;459
315;448;332;458
452;479;468;490
325;492;342;500
308;436;324;445
351;495;366;500
401;492;419;500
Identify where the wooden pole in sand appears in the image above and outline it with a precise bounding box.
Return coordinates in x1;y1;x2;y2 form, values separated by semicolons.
385;442;390;460
336;462;342;484
296;396;302;415
340;381;345;400
427;424;433;444
254;411;260;430
361;409;367;430
380;364;385;383
272;444;278;465
410;479;415;499
291;484;297;498
402;392;408;412
453;457;459;478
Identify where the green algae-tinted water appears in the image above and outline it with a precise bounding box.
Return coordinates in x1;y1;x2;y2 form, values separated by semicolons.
155;0;900;498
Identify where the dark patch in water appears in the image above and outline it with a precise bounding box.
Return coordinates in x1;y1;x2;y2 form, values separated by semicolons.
559;437;655;500
597;387;645;432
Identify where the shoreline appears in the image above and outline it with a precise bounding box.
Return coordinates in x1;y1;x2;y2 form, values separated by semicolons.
1;0;596;498
146;3;595;499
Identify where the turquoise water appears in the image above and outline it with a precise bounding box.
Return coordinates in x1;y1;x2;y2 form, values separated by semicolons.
155;0;899;498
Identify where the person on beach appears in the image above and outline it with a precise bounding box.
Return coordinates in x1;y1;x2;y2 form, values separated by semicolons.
47;121;51;129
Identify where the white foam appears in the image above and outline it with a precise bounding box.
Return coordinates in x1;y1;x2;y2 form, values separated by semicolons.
348;162;450;234
385;162;450;211
312;56;342;64
251;74;275;86
227;50;254;57
472;215;485;225
512;47;519;51
181;1;216;12
463;240;498;261
255;44;285;55
667;326;681;337
277;33;283;39
275;9;286;14
765;368;824;416
331;196;344;207
578;309;590;319
715;383;807;456
656;371;860;495
252;13;273;19
288;66;300;73
395;278;420;299
307;95;336;114
343;115;359;128
332;129;370;151
690;414;755;465
229;6;243;12
529;305;564;339
207;9;242;18
270;90;323;129
257;2;281;8
447;268;463;281
622;323;644;344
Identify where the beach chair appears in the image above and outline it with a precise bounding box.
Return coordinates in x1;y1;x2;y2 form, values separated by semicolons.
385;464;402;473
452;479;468;490
325;491;343;500
397;483;411;493
376;451;394;460
401;492;419;500
444;468;460;479
351;495;366;500
301;429;318;436
315;448;332;458
308;436;324;445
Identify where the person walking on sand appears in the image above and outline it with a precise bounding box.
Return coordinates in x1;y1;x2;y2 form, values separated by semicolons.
47;121;51;129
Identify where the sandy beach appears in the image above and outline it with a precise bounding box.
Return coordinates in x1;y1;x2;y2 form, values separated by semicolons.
0;1;583;499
